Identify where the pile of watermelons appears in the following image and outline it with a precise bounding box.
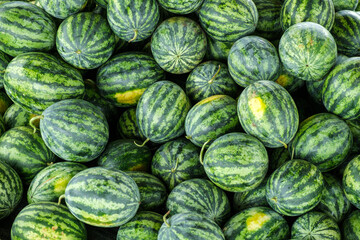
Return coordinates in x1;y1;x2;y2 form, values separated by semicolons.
0;0;360;239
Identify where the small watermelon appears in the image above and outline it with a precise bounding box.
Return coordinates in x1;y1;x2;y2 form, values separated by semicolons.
343;210;360;240
343;155;360;209
117;108;145;140
38;0;88;19
3;104;37;130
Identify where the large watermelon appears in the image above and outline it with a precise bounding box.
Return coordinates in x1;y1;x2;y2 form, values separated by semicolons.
343;155;360;209
157;0;204;14
3;104;37;130
0;51;9;88
253;0;282;40
343;210;360;240
38;0;88;19
117;108;145;140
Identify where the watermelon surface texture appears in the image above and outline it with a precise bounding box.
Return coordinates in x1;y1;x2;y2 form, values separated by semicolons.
343;155;360;209
38;0;88;19
343;210;360;240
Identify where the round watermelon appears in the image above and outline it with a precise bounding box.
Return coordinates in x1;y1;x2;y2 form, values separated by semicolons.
343;155;360;209
117;108;145;140
3;104;37;130
343;210;360;240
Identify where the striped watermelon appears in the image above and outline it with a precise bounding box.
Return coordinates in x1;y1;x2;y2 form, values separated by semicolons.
65;167;140;227
0;160;22;220
151;138;205;190
291;211;341;240
238;80;299;148
3;104;37;130
126;171;167;211
136;81;191;144
0;2;56;57
117;108;145;140
289;113;353;172
205;37;234;63
0;51;9;89
0;115;4;136
0;126;56;184
0;91;11;116
98;139;152;172
4;52;85;114
116;211;162;240
185;95;240;148
27;162;87;204
56;12;116;69
11;202;86;240
185;61;239;103
343;210;360;240
253;0;282;40
269;147;290;173
39;99;109;162
38;0;87;19
166;178;231;225
228;36;280;87
266;159;324;216
223;207;289;240
333;0;359;11
97;52;165;107
151;17;207;74
108;0;159;42
203;132;268;192
158;212;225;240
198;0;258;42
275;64;304;93
157;0;203;14
343;155;360;209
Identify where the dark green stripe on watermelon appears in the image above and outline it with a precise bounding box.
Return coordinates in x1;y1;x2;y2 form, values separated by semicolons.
253;0;282;40
3;104;37;130
343;155;360;209
0;51;9;88
157;0;204;14
38;0;87;19
343;210;360;240
347;118;360;154
0;115;4;136
117;108;145;140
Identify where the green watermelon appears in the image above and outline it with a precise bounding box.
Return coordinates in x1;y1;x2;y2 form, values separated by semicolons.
266;159;324;216
0;115;4;136
233;178;268;212
238;80;299;148
0;51;9;88
253;0;282;40
3;104;37;130
204;37;234;63
96;52;165;107
11;202;86;240
65;167;140;227
275;64;304;93
108;0;159;42
223;206;290;240
343;210;360;240
136;81;191;144
185;95;240;148
151;138;205;190
0;91;11;116
166;178;231;225
0;160;22;220
0;126;56;184
198;0;258;42
39;99;109;162
185;61;239;103
333;0;359;11
279;22;337;81
4;52;85;114
289;113;353;172
151;17;207;74
268;147;290;173
117;108;145;140
38;0;87;19
343;155;360;209
157;0;203;14
228;36;280;87
27;162;87;204
56;12;116;69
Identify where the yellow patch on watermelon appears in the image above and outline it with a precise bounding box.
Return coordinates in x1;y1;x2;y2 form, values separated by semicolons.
115;88;146;105
248;97;266;119
276;74;290;88
129;163;148;171
54;176;71;194
246;212;271;231
197;95;225;105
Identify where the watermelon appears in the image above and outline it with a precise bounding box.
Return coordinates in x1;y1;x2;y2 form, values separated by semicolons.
266;159;324;216
117;108;145;140
4;52;85;114
158;212;225;240
108;0;159;42
27;162;87;204
198;0;258;42
0;51;9;88
151;138;205;190
253;0;282;40
185;61;239;103
136;81;191;144
291;211;341;240
39;99;109;162
3;104;37;130
275;64;304;93
343;210;360;240
185;95;240;148
157;0;203;14
96;52;165;107
0;160;22;220
56;12;116;69
289;113;353;172
343;155;360;209
204;37;234;63
347;118;360;154
0;115;4;136
0;91;11;116
126;171;167;211
151;17;207;74
333;0;359;11
237;80;299;148
38;0;87;19
65;167;140;227
223;206;290;240
268;147;290;173
116;211;162;240
0;126;56;184
166;178;231;225
228;36;280;87
11;202;86;240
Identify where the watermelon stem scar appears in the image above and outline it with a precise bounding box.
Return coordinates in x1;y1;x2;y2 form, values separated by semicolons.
134;138;150;147
128;29;138;43
57;194;65;205
199;139;212;165
163;210;171;227
29;115;44;133
208;65;221;84
278;139;288;149
171;158;179;173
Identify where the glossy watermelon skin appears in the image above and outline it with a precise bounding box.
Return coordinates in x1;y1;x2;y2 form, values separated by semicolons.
343;210;360;240
97;52;165;107
185;95;240;148
279;22;337;81
289;113;353;172
228;36;280;87
38;0;87;19
4;52;85;114
0;51;9;88
151;17;207;74
0;126;56;184
238;80;299;148
157;0;203;14
233;178;268;212
0;160;22;220
253;0;282;40
343;155;360;209
117;108;145;140
11;202;87;240
3;104;37;130
0;2;56;57
166;178;231;225
27;162;87;204
223;207;290;240
65;167;140;227
56;12;116;69
136;81;191;143
198;0;258;42
266;159;324;216
40;99;109;162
